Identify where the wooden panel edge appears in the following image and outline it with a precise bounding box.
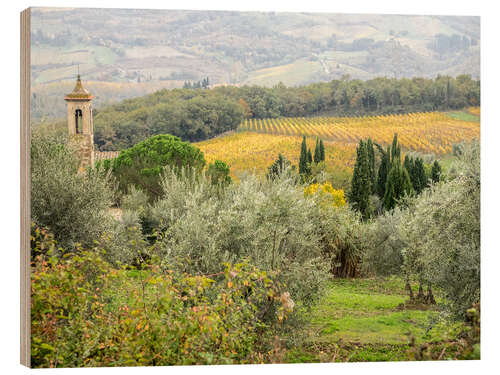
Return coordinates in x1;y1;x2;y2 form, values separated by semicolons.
20;7;31;368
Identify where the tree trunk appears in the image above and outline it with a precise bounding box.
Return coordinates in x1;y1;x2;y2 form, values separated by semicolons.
425;283;436;305
405;276;414;302
417;280;425;301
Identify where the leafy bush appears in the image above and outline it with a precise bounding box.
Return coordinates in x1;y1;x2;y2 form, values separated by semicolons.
31;227;291;367
109;134;206;198
31;134;115;251
400;141;480;317
304;182;346;208
120;186;159;241
121;185;149;213
206;160;232;187
364;141;480;315
150;168;329;307
98;212;149;266
315;203;367;277
267;154;295;181
362;208;406;277
407;302;480;360
452;141;467;157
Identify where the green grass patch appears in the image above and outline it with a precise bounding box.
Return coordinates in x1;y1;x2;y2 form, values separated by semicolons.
326;277;409;296
286;277;463;362
438;155;458;173
285;349;320;363
344;344;410;362
319;310;447;344
446;111;480;122
310;288;405;322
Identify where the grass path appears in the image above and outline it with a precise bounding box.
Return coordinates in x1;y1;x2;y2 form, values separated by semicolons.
285;277;462;362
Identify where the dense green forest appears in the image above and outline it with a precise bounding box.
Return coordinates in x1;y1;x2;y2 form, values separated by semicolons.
85;75;479;151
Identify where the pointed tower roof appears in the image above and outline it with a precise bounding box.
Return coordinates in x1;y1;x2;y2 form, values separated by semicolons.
64;75;94;101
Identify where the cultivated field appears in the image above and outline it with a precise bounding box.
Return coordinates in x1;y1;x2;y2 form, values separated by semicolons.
197;132;356;185
197;109;480;183
240;110;480;155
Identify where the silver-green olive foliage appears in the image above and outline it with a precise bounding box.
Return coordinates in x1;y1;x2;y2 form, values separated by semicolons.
401;141;480;317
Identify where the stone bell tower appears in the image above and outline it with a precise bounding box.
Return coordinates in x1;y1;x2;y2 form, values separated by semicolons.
65;74;95;171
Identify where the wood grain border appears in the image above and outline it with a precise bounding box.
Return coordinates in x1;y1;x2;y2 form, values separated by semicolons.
20;7;31;368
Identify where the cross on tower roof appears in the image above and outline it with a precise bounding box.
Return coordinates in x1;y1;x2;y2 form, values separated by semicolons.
64;74;94;101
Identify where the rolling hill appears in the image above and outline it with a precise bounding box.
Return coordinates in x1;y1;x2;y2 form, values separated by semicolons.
31;8;479;121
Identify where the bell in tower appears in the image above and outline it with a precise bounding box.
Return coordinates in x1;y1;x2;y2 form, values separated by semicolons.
64;74;95;171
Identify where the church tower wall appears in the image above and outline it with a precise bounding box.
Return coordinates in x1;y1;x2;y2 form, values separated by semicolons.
65;75;95;172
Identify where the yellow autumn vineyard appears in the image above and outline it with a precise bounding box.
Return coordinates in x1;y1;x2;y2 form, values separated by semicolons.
197;109;480;182
468;107;480;116
239;111;480;155
197;132;357;182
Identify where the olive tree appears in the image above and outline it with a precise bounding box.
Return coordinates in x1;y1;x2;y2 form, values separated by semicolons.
31;134;115;252
362;208;406;277
150;167;329;306
400;142;480;317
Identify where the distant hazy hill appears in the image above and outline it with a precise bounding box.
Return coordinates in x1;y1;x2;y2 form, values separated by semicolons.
30;8;479;120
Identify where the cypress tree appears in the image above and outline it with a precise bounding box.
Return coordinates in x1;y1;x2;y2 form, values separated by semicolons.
383;159;413;211
414;157;427;193
319;139;325;161
391;133;401;163
267;154;293;180
377;133;403;206
377;146;390;199
307;149;313;164
350;140;373;220
403;155;413;175
313;138;321;163
366;138;376;193
299;136;308;176
403;155;416;189
431;160;442;183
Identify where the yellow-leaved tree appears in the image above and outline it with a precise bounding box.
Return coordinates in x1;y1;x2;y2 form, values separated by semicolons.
304;182;346;208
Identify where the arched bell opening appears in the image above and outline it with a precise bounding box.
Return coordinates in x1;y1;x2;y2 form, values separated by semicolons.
75;109;83;134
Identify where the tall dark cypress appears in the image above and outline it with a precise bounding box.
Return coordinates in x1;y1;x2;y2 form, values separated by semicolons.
307;149;313;164
414;157;428;193
377;133;402;205
319;139;325;161
366;138;376;193
383;159;413;211
431;160;442;183
377;146;390;199
299;136;308;176
403;155;413;174
350;140;363;205
391;133;401;163
350;140;372;220
313;138;321;163
403;155;416;189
